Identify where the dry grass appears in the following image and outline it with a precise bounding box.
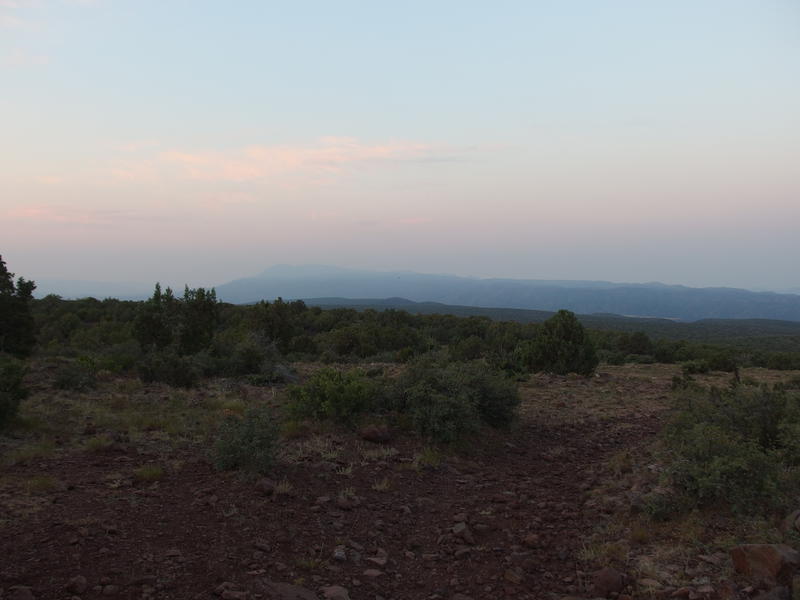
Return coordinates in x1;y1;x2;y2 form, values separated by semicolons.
24;475;60;494
371;477;391;492
3;439;56;466
133;464;165;482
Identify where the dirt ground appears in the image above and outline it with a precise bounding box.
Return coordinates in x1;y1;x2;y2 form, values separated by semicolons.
1;364;796;600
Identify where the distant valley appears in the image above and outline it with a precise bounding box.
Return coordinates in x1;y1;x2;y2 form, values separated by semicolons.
213;265;800;322
35;265;800;323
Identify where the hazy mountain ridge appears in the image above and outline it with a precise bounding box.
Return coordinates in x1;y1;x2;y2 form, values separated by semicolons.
215;265;800;322
301;297;800;353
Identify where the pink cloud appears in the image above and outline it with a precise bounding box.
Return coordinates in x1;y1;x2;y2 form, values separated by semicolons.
2;48;48;67
397;217;432;226
7;205;124;226
158;137;433;182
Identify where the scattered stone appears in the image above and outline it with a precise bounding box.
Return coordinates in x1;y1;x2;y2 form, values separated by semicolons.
781;510;800;534
321;585;350;600
593;567;625;597
359;424;391;444
730;544;800;584
333;546;347;562
366;548;388;567
254;580;318;600
215;582;239;596
504;567;524;585
336;495;360;511
363;569;382;578
255;478;275;496
7;586;35;600
753;587;790;600
522;533;540;548
66;576;87;594
696;584;715;596
452;522;475;545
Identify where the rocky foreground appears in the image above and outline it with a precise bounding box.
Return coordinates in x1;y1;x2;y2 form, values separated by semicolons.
2;365;800;599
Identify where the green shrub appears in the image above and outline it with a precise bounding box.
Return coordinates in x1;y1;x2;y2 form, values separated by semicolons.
137;349;200;388
213;404;278;475
53;359;97;391
392;355;520;442
665;385;800;513
597;349;626;365
95;341;142;373
641;489;691;522
0;353;28;429
286;368;377;425
458;361;520;428
405;386;480;443
681;359;710;375
669;422;780;512
516;310;598;376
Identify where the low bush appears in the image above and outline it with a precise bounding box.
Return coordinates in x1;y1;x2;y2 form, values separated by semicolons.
287;368;378;425
213;404;278;475
53;359;97;391
391;355;520;442
665;384;800;513
0;353;28;429
680;359;710;375
515;310;598;376
137;349;200;388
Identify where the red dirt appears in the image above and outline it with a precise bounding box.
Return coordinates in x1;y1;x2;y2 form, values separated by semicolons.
1;369;672;600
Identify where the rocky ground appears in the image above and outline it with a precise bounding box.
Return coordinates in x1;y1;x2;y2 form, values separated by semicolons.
2;364;799;600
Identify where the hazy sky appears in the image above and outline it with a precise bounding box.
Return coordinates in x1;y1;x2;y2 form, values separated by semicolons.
2;1;799;290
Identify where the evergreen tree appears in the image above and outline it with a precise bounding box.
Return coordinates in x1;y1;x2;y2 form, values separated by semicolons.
0;255;37;358
518;309;598;376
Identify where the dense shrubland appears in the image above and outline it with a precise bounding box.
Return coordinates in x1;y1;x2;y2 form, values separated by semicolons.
3;251;800;450
650;381;800;516
28;289;800;387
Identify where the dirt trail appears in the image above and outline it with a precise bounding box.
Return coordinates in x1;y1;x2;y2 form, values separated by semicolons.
1;370;672;600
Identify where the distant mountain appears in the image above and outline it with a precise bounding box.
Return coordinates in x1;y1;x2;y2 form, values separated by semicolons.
34;279;153;300
214;265;800;322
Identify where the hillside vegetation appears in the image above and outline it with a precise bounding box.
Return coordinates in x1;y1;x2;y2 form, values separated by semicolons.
5;259;800;599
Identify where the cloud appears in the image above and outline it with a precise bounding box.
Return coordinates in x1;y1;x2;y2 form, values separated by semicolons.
157;137;436;183
397;217;432;226
0;13;23;26
2;48;48;67
7;205;138;226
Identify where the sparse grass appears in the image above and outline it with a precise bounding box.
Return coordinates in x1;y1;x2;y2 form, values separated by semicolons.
280;419;310;440
628;520;653;546
220;398;246;415
133;464;165;482
85;434;114;452
335;464;353;476
274;478;294;496
608;449;633;476
338;486;356;502
371;477;391;492
577;540;629;565
25;475;60;494
412;446;442;470
4;439;56;466
360;445;398;461
295;557;326;571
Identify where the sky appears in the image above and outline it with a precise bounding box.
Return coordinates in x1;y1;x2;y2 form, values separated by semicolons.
2;0;799;291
